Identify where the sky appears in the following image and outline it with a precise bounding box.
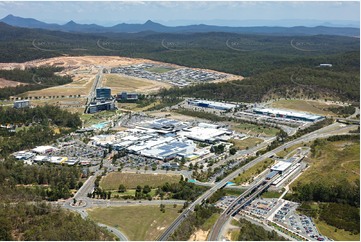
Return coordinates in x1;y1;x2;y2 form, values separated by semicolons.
0;1;359;27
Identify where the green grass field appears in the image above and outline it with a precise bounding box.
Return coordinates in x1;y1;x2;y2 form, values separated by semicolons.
100;172;182;190
87;205;180;241
315;219;360;241
230;137;263;150
290;140;360;188
231;123;280;136
233;158;274;185
270;99;340;116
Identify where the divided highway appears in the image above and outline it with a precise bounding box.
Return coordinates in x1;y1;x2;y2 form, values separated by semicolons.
84;68;103;114
208;176;278;241
157;121;358;241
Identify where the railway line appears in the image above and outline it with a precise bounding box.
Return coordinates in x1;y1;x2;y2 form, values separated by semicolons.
208;175;279;241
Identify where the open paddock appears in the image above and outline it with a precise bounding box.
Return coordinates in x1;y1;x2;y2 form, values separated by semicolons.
87;205;180;241
270;99;343;116
230;137;263;150
103;74;171;94
100;172;182;190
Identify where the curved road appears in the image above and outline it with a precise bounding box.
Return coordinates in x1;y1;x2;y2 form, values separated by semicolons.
157;121;358;241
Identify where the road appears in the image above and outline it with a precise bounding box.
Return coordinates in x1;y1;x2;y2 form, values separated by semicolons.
207;123;358;240
208;177;277;241
84;68;103;113
157;121;358;241
98;223;129;241
62;166;186;241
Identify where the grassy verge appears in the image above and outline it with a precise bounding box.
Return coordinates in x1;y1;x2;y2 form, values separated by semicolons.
201;213;220;231
233;158;274;185
224;188;246;197
261;191;282;198
276;143;307;158
269;222;306;241
87;205;180;241
111;189;157;198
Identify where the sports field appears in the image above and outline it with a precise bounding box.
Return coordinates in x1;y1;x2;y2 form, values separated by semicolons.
270;99;342;116
87;205;180;241
100;172;182;190
103;74;171;94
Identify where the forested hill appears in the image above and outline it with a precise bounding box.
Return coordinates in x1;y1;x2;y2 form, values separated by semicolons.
159;65;360;103
1;14;359;36
0;23;359;102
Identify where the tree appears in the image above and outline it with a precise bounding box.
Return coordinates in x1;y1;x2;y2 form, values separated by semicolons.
77;181;83;189
0;217;12;240
118;184;126;193
229;147;237;155
136;185;142;193
143;185;151;194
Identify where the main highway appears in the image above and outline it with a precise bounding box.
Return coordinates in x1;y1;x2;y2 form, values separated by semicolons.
208;176;279;241
84;67;103;114
157;121;358;241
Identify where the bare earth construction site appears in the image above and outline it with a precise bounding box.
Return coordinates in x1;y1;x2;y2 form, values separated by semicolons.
0;55;240;97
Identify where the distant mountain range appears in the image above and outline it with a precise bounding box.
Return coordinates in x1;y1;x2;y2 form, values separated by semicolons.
0;14;359;37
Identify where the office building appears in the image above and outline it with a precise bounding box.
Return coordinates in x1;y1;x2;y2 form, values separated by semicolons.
96;87;111;100
14;100;30;109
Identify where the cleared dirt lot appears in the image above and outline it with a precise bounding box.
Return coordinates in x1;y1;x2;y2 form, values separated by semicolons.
0;56;151;70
